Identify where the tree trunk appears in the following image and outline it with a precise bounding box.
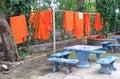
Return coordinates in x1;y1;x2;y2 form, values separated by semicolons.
0;12;20;62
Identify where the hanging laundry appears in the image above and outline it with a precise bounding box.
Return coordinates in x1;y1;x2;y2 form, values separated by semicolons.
32;11;40;39
30;10;53;40
63;11;74;33
39;10;53;40
29;12;35;24
94;13;103;31
10;15;28;44
84;13;91;36
73;12;84;39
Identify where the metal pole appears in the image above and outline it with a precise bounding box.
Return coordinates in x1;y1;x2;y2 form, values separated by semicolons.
51;0;56;53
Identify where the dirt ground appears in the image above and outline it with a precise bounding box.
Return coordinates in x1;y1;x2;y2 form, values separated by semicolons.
0;52;120;79
0;35;120;79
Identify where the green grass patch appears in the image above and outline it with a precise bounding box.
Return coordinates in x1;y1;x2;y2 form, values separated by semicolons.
68;50;120;62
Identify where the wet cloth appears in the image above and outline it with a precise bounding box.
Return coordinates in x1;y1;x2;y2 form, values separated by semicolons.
73;12;84;39
10;15;28;44
63;11;74;33
84;13;91;36
94;13;103;31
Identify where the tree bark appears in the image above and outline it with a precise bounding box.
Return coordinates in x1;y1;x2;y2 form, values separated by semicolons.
0;12;20;62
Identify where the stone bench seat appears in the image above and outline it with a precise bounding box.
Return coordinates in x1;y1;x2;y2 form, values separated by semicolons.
47;57;79;75
107;44;120;53
51;51;72;58
100;41;112;50
97;56;118;75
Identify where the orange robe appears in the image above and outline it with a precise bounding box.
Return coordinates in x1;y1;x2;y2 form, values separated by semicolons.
73;12;84;39
10;15;28;44
31;10;53;40
84;13;91;36
29;12;35;24
39;10;53;40
94;13;103;31
32;11;40;39
63;11;74;33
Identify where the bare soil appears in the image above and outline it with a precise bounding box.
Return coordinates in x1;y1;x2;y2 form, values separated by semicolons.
0;34;120;79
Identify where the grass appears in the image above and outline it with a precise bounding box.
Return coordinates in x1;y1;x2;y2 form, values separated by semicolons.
68;50;120;62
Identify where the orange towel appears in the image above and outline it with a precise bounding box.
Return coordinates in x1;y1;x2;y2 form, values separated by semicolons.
73;12;84;39
63;11;74;33
84;13;91;36
10;15;28;44
94;13;103;31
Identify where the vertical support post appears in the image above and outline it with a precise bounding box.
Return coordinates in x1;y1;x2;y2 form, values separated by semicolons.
51;0;56;53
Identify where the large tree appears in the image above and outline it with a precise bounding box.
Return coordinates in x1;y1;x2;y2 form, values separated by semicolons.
0;12;20;61
0;0;37;61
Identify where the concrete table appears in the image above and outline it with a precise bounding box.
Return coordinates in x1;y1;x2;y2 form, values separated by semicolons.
64;45;102;68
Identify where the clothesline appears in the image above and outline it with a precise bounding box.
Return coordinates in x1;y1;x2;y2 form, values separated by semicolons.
30;9;99;15
55;10;99;15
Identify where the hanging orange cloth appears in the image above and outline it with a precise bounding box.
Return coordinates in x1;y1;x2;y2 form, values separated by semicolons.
29;12;35;24
94;13;103;31
39;10;53;40
10;15;28;44
73;12;84;39
84;13;91;36
63;11;74;33
32;11;41;39
31;10;53;40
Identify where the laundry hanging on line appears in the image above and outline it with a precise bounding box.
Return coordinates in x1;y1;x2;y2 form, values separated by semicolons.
28;10;103;40
29;10;53;40
63;11;74;33
73;12;84;39
63;11;91;39
94;13;103;31
84;13;91;36
10;15;28;44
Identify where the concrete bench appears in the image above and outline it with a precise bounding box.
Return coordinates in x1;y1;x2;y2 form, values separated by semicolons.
90;50;106;61
47;57;79;75
107;44;120;53
97;56;118;75
100;41;111;50
51;51;72;59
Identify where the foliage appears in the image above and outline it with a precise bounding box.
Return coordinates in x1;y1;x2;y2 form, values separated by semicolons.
0;0;38;20
18;47;28;60
96;0;116;37
83;0;96;12
115;13;120;32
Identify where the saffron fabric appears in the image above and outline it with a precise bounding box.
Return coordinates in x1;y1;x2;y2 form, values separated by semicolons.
32;11;40;39
39;10;53;40
73;12;84;39
94;13;103;31
84;13;91;36
30;10;53;40
10;15;28;44
29;12;35;24
63;11;74;33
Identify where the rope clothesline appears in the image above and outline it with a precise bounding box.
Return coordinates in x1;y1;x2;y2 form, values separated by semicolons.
55;10;99;15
